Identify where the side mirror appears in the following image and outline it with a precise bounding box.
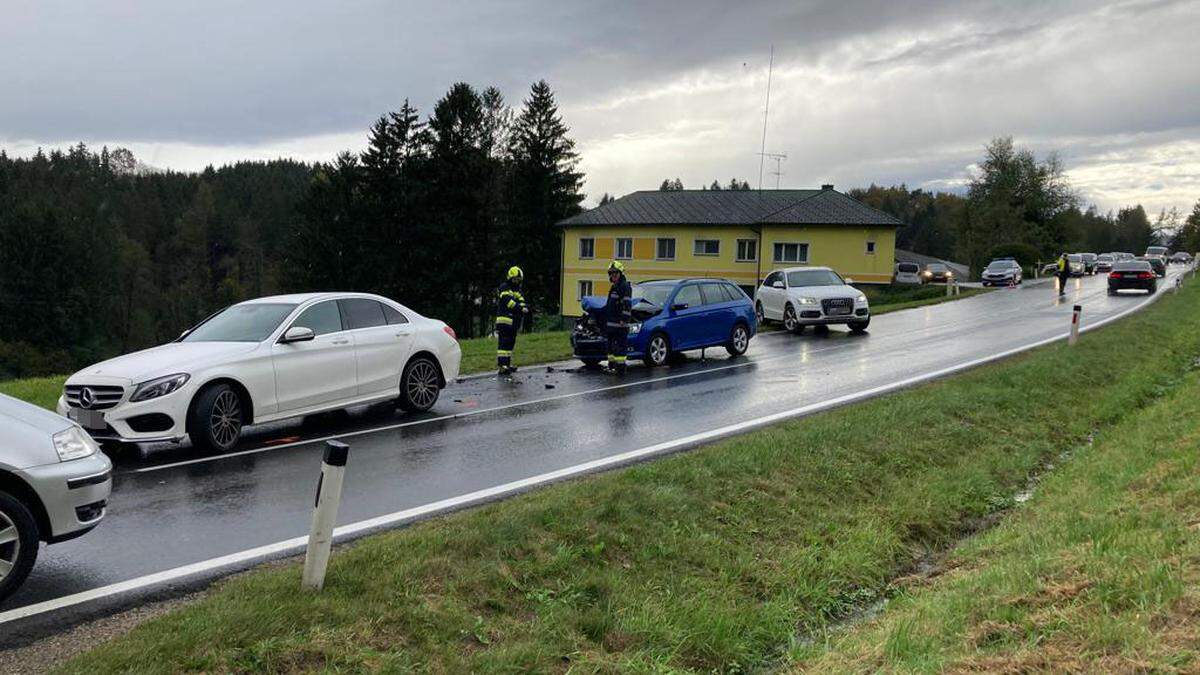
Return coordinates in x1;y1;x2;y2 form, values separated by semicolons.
771;281;785;289
280;326;316;344
671;302;689;311
844;277;855;284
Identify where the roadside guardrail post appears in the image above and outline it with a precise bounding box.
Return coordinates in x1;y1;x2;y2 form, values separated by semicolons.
1069;305;1081;346
946;279;952;297
302;440;350;591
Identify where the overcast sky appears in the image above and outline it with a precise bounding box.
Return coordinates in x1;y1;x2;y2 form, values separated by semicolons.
3;0;1197;215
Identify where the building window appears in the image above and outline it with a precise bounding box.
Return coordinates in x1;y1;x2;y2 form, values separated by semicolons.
579;238;594;259
656;238;676;260
736;239;758;262
578;280;593;300
865;240;876;255
773;242;809;263
616;237;633;259
694;239;720;256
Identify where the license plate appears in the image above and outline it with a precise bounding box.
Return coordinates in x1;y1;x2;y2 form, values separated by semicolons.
69;408;106;430
828;306;851;316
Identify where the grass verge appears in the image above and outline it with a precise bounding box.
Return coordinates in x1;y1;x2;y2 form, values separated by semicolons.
57;282;1200;672
0;375;67;411
793;364;1200;672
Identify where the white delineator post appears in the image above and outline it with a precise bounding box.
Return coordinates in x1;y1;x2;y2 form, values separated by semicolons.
302;440;350;591
1069;304;1081;346
946;279;953;297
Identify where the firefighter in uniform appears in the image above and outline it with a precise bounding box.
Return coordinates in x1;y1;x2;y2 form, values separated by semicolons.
496;266;528;375
604;260;633;374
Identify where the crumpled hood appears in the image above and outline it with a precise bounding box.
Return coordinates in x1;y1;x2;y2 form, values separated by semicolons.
580;294;659;322
67;341;260;384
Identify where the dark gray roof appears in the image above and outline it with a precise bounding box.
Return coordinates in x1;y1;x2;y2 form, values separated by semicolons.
559;188;902;227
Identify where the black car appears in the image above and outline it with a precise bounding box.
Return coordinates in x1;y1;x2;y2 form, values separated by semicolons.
1108;260;1157;295
1080;252;1098;275
1139;255;1167;278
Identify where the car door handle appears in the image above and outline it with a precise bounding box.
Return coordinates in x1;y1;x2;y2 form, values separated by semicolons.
331;339;350;345
395;328;414;337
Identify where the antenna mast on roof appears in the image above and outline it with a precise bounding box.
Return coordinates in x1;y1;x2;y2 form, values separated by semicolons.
757;151;787;189
754;45;775;289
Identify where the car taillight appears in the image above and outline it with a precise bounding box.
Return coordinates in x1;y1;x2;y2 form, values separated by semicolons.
1137;272;1154;279
1108;272;1120;279
443;325;457;341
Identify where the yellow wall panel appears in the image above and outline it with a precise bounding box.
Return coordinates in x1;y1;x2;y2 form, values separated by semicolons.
594;237;614;260
633;237;654;260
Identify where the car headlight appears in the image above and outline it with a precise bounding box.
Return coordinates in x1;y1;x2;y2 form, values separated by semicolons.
796;296;818;305
53;426;99;462
130;373;190;403
855;294;868;304
627;323;641;335
946;272;954;278
923;271;932;277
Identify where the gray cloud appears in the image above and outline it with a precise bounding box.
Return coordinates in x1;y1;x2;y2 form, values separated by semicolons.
2;0;1197;213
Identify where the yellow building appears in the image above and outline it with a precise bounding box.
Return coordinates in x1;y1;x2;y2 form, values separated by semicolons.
557;185;902;315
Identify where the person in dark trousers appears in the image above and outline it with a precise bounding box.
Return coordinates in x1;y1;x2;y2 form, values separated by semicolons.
604;260;633;374
1056;252;1071;296
495;266;528;375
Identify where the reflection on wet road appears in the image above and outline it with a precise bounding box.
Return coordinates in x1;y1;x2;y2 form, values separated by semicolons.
0;271;1180;638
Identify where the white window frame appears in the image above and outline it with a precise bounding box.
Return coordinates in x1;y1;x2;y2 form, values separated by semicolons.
865;240;876;255
773;242;810;264
736;238;758;262
615;237;633;260
656;237;676;261
693;238;721;256
578;237;595;259
577;279;593;300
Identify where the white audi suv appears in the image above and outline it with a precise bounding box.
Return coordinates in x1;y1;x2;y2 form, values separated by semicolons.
57;293;461;453
755;266;871;334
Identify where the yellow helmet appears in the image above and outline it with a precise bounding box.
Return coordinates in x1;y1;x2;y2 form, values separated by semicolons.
607;260;625;274
507;266;523;281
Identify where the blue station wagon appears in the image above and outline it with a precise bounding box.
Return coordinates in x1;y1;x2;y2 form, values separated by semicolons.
571;278;758;367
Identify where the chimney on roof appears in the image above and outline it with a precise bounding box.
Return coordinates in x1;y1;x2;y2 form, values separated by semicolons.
821;183;834;191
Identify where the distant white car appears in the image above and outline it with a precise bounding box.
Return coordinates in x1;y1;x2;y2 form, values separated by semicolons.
756;267;871;334
893;261;922;285
58;293;462;453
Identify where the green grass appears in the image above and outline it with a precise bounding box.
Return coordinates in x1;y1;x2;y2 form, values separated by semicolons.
57;282;1200;672
457;330;574;375
0;374;66;411
793;365;1200;672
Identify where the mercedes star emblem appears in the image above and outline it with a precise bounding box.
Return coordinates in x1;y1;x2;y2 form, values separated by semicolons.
79;387;95;409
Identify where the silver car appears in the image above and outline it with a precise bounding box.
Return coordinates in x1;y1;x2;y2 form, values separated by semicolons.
1;393;112;602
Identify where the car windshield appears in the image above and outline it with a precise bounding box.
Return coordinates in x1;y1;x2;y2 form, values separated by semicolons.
183;303;297;342
633;282;675;307
927;264;947;272
1147;247;1167;255
985;262;1013;271
1068;254;1082;262
1098;254;1113;261
787;269;844;287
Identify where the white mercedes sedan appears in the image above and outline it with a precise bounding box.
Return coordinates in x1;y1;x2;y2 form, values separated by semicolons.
57;293;461;453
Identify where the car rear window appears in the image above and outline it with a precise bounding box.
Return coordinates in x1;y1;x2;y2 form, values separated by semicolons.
897;263;919;273
723;283;746;301
1113;261;1152;272
339;298;387;329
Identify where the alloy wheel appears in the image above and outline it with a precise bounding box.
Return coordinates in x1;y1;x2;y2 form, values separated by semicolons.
406;360;440;410
0;508;21;585
209;390;243;449
649;335;669;365
732;326;748;353
784;306;798;332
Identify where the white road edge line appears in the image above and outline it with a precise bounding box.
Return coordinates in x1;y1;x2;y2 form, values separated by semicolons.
0;282;1168;626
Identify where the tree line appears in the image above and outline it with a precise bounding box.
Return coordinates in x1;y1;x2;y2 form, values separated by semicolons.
0;80;583;379
851;137;1194;272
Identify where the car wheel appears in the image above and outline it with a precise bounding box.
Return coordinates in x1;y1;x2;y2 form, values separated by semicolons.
1150;283;1157;294
849;318;870;334
755;302;765;326
783;304;802;334
726;323;750;356
398;356;442;412
643;332;670;367
188;384;244;453
0;490;40;602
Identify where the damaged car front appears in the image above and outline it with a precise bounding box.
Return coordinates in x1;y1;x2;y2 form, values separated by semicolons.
570;284;666;367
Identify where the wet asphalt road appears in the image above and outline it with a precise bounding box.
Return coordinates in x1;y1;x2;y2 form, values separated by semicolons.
0;271;1184;642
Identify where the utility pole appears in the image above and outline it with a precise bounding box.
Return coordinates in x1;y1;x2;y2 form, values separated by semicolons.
754;45;775;291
